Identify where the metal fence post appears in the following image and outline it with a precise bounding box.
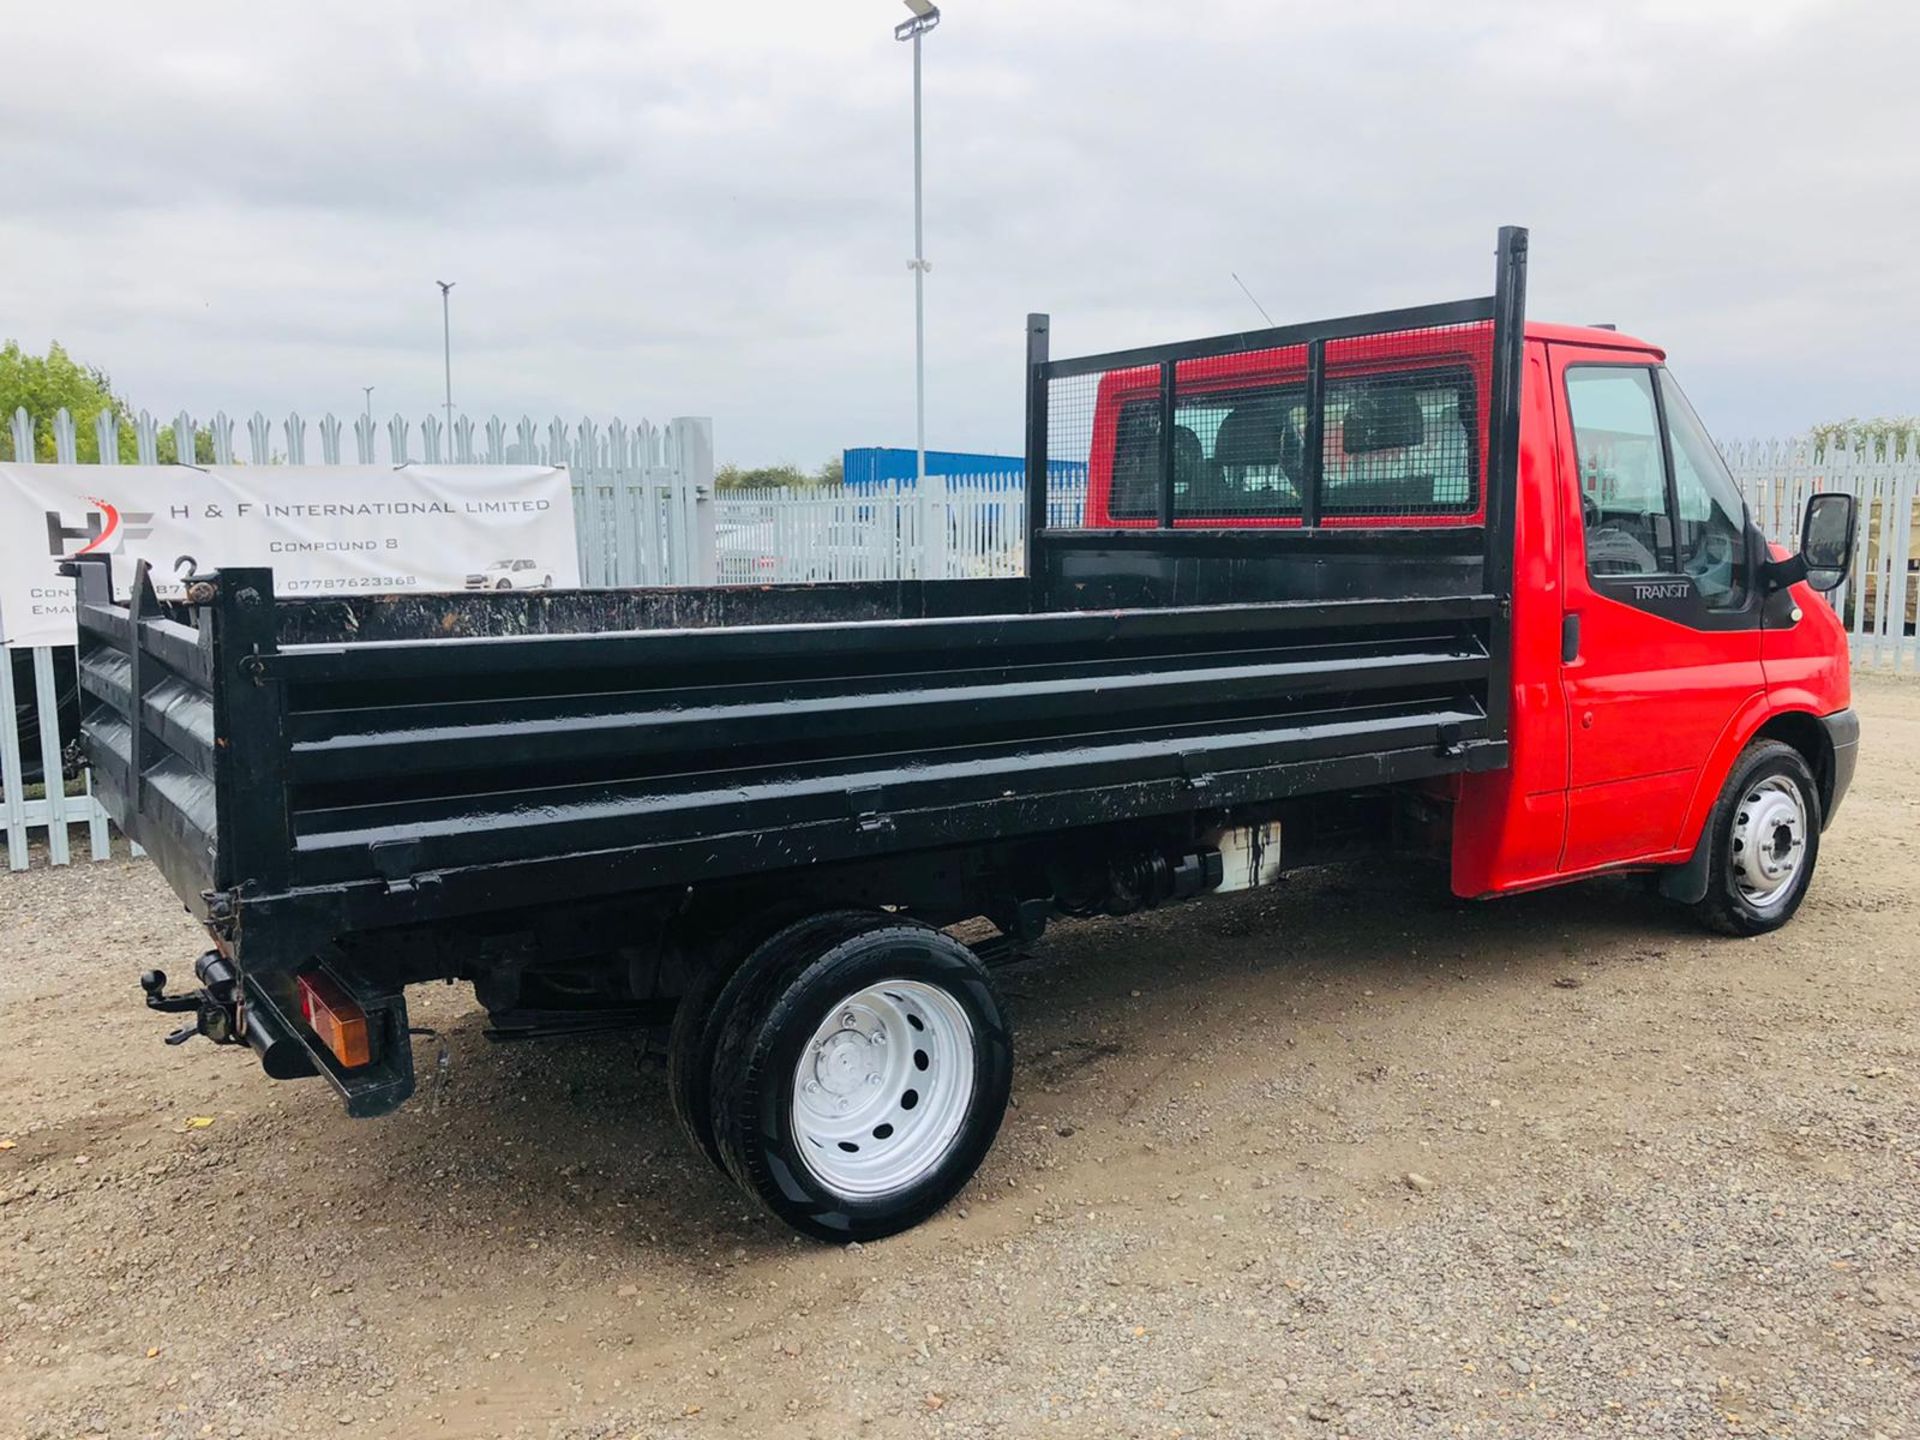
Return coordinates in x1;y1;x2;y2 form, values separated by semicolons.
0;658;27;870
30;648;68;865
668;417;716;585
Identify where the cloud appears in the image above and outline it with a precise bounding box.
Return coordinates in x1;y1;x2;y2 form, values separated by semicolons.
1;0;1914;463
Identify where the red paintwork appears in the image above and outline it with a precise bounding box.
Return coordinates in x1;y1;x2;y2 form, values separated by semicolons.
1078;321;1852;897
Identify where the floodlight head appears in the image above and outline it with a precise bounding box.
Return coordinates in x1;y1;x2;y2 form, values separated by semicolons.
894;0;939;40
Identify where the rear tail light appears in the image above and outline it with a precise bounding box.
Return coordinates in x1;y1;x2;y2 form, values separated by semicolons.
296;972;371;1069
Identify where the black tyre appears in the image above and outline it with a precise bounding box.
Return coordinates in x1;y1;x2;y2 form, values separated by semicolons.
666;908;878;1173
1688;739;1822;937
710;923;1012;1242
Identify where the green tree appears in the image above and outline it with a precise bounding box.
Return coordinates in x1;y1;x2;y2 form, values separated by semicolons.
153;421;215;465
714;457;846;492
1810;416;1919;460
715;462;813;492
0;340;136;462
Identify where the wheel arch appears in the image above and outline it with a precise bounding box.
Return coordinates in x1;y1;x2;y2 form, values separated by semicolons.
1749;709;1835;820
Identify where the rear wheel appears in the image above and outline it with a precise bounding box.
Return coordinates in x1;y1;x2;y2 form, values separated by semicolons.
709;922;1012;1242
1688;739;1821;936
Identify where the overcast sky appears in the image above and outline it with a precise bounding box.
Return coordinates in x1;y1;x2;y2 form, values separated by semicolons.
3;0;1915;466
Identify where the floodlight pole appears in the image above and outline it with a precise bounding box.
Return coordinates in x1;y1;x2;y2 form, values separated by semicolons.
896;3;939;574
436;280;456;449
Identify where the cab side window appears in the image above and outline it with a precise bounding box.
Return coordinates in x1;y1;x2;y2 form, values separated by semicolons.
1564;367;1669;578
1659;370;1749;609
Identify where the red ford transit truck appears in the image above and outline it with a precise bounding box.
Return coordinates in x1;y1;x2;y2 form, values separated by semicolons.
74;228;1858;1240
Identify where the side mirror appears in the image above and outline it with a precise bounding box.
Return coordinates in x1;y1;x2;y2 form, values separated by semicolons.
1799;491;1855;593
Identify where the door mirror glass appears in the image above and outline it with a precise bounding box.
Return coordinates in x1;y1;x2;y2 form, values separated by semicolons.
1800;492;1855;592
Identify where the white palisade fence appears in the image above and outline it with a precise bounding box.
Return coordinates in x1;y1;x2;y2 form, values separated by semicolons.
714;471;1086;584
1723;437;1918;673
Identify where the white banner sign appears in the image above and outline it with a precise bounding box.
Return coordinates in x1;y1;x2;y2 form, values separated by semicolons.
0;463;580;649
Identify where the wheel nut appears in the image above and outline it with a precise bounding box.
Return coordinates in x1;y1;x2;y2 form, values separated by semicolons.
841;1012;857;1027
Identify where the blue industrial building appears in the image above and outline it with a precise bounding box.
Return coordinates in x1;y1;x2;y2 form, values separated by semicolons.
842;446;1088;491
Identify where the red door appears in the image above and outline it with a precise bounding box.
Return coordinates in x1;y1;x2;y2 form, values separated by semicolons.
1550;345;1764;873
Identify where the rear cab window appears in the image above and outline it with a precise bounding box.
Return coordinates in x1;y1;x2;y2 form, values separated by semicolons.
1090;329;1490;527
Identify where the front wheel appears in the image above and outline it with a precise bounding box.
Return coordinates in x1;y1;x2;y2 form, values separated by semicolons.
1688;739;1822;936
709;923;1012;1242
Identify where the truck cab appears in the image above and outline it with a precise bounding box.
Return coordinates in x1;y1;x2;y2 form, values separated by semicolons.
1459;323;1854;916
1080;318;1858;932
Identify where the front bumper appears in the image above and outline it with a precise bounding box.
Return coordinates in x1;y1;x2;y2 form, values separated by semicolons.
1820;707;1859;827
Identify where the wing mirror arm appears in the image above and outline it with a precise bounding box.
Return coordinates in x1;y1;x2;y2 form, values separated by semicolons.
1762;552;1809;593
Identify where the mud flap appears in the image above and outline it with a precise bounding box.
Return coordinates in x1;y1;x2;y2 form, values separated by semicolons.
1657;826;1713;905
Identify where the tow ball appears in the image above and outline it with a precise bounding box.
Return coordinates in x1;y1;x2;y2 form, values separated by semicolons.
140;952;243;1048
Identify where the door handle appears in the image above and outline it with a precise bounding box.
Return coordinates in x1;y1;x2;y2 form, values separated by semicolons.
1561;613;1582;664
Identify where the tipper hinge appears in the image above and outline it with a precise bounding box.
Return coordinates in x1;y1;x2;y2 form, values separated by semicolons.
200;887;241;934
1178;751;1215;792
848;787;894;835
368;839;445;895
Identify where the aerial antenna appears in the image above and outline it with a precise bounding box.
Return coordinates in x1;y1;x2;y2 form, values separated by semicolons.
1231;272;1275;326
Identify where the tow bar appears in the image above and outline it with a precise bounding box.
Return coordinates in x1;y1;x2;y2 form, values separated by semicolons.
142;955;323;1082
141;952;242;1047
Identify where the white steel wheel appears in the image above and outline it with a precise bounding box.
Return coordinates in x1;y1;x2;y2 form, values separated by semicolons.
790;980;976;1199
1729;774;1808;911
1689;739;1822;937
709;921;1013;1242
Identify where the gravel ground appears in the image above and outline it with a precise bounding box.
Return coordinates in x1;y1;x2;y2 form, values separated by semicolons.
2;675;1916;1440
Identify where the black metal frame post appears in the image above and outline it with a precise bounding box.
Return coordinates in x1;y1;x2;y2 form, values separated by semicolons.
1300;339;1328;529
204;568;292;895
124;560;154;816
1156;360;1177;527
1023;313;1050;604
1482;225;1530;739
